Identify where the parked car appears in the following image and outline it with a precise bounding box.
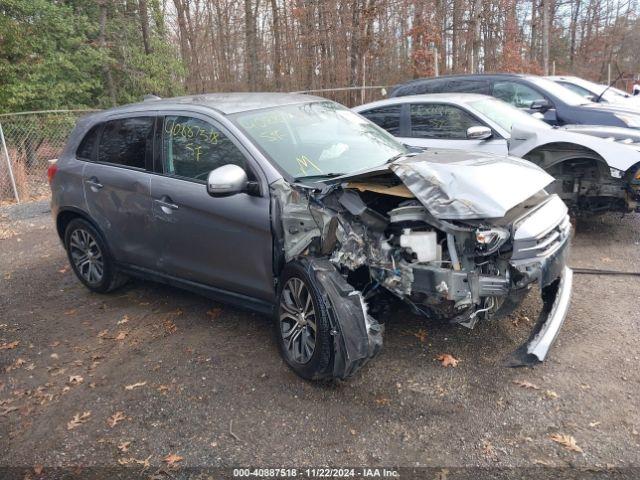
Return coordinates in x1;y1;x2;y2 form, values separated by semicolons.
548;75;640;109
353;94;640;215
388;73;640;130
49;93;572;380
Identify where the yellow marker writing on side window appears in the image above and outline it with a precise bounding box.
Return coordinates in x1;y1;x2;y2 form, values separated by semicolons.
296;155;322;176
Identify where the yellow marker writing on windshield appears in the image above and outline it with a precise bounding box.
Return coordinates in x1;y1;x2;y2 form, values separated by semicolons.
296;155;322;175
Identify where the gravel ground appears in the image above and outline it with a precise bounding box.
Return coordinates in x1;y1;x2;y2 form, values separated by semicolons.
1;201;639;478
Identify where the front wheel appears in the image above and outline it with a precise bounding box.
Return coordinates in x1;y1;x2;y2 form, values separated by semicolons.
274;262;334;380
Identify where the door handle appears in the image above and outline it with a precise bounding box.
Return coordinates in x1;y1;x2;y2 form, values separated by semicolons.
85;177;103;191
154;196;179;214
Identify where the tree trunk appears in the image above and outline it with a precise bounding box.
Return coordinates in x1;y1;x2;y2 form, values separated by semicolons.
138;0;152;55
98;1;116;106
542;0;550;75
270;0;282;89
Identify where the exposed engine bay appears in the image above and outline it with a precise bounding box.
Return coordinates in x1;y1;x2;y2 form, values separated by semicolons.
271;153;574;379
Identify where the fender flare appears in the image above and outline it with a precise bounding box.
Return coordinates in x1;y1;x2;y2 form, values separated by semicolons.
521;142;609;175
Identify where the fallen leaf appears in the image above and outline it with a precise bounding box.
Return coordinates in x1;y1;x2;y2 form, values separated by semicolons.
107;411;126;428
210;441;218;447
163;320;177;335
544;389;558;399
374;396;391;406
163;453;184;466
0;341;19;350
124;381;147;391
413;329;428;343
58;266;69;274
436;353;459;367
549;433;583;453
68;375;84;385
34;465;44;475
589;421;601;428
114;331;128;341
513;380;540;390
67;411;91;430
64;309;77;316
117;315;129;325
349;429;357;435
534;459;553;466
49;341;60;347
157;385;170;393
117;441;131;453
97;329;109;338
207;307;222;319
50;353;59;360
118;456;151;468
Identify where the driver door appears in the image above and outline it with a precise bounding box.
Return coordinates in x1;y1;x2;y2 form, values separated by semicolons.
149;113;274;301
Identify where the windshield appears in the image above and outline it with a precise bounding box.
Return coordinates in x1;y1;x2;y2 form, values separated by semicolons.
231;101;407;180
529;77;592;106
469;97;551;133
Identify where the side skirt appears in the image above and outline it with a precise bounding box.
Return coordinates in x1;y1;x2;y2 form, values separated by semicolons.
116;263;275;316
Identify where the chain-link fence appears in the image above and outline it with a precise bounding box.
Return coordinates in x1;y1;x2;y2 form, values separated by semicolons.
0;110;98;205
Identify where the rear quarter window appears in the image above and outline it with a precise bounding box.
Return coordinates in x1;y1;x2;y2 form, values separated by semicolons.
392;80;448;96
76;125;100;161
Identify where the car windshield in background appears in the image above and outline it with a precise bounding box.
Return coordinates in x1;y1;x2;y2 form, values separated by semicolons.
469;97;551;133
528;77;593;106
231;101;407;181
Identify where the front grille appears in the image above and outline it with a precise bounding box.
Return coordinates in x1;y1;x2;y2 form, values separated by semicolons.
511;195;571;261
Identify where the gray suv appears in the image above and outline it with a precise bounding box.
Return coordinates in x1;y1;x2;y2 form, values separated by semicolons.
50;93;573;380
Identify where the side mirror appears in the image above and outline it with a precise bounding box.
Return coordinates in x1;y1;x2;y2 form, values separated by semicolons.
466;126;493;140
530;99;551;112
206;164;248;196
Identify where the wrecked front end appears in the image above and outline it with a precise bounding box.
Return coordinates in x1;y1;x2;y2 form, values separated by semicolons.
272;151;573;379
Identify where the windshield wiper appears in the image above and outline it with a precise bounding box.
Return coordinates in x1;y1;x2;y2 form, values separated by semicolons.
293;172;345;182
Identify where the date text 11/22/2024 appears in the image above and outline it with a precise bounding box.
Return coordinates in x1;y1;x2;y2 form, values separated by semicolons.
233;468;400;478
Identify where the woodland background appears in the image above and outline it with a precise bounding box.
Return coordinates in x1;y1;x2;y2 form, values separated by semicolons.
1;0;639;112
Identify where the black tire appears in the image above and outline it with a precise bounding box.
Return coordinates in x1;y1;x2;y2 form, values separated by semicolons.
64;218;127;293
274;261;334;380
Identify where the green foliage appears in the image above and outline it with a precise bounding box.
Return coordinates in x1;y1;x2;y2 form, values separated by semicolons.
0;0;103;112
0;0;185;113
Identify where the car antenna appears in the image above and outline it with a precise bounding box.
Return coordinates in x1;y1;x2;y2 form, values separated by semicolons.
595;68;624;103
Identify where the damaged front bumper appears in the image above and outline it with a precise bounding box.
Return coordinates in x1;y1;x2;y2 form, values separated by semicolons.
507;266;573;366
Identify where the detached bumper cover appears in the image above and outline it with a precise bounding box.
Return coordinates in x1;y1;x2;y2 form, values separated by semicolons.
507;266;573;366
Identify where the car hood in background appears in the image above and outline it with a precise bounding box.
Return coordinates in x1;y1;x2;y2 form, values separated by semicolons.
509;123;640;172
334;149;554;220
559;125;640;153
581;101;640;116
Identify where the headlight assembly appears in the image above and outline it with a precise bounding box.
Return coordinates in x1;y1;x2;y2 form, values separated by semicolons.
475;227;510;255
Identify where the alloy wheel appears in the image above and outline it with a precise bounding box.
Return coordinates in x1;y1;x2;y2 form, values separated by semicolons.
69;228;104;285
279;277;317;364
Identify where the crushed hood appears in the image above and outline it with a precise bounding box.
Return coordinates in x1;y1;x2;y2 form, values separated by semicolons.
335;149;554;220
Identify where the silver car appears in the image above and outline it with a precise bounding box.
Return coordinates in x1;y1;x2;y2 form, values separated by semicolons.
49;93;573;380
354;94;640;215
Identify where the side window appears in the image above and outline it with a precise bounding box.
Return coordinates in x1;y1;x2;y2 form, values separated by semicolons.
97;117;154;169
76;125;100;161
394;80;446;96
446;80;490;94
558;82;592;99
360;105;402;135
409;104;479;139
493;81;546;108
162;116;249;181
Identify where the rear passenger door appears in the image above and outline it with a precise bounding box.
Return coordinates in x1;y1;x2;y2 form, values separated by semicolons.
83;115;158;269
149;113;273;301
400;103;508;154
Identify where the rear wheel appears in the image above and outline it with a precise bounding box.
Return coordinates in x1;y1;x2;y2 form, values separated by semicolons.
64;218;127;293
275;262;334;380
